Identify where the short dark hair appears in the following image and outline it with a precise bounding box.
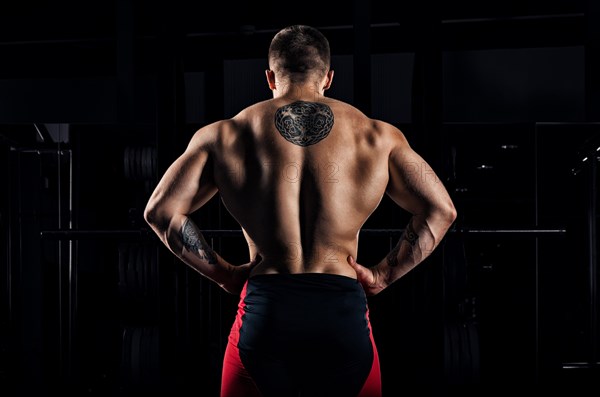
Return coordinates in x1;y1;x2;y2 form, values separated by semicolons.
268;25;331;83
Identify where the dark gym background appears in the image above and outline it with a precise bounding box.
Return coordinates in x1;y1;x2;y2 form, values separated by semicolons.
1;0;599;395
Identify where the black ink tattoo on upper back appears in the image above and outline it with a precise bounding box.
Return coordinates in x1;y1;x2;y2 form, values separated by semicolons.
181;218;217;265
274;101;334;146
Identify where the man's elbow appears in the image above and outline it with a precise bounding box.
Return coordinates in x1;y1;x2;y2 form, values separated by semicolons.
144;201;179;236
432;200;458;227
143;203;163;229
445;201;458;224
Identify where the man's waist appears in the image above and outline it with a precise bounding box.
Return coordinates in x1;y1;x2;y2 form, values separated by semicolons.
249;257;357;280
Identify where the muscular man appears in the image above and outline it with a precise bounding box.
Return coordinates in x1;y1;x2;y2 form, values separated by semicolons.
144;25;457;397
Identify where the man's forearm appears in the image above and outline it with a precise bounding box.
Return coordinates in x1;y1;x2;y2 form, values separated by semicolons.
154;214;232;286
378;214;451;285
179;217;218;264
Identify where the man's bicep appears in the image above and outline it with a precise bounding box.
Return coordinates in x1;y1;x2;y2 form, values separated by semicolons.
148;148;218;217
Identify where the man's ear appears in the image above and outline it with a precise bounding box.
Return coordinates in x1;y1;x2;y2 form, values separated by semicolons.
323;70;334;90
265;70;277;90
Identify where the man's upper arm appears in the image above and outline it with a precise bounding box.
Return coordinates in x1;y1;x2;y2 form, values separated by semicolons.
385;125;454;217
146;124;219;219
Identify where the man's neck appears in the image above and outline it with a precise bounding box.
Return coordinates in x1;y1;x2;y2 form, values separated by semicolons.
272;83;325;101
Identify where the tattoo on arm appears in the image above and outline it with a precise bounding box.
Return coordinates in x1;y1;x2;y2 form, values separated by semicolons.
181;218;217;265
403;220;419;247
387;219;420;267
386;242;401;267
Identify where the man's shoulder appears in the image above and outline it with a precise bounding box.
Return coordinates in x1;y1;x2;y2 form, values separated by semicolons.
186;118;241;150
233;98;274;119
320;98;397;130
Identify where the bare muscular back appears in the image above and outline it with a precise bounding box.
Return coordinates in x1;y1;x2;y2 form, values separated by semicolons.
212;97;392;278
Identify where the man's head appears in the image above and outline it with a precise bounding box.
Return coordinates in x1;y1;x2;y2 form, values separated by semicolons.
267;25;331;88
